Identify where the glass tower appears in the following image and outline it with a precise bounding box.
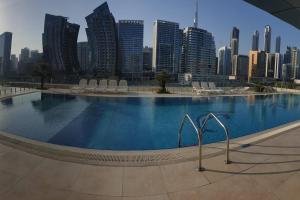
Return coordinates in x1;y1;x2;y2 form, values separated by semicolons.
118;20;144;78
0;32;12;76
43;14;80;73
152;20;181;74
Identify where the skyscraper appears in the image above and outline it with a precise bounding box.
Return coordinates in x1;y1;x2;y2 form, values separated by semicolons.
274;53;282;79
30;50;42;63
275;36;281;53
0;32;12;76
230;27;239;56
86;2;118;77
284;46;292;64
10;54;18;72
77;42;91;74
265;53;275;78
248;50;266;80
181;27;216;79
264;25;271;53
291;47;300;79
118;20;144;79
143;46;153;72
152;20;181;74
19;47;30;63
194;0;198;28
43;14;80;73
252;30;259;51
217;46;232;75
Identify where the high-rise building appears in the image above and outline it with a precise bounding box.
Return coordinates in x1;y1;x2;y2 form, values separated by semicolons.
232;55;249;79
252;30;259;51
265;53;275;78
230;27;239;56
143;47;153;72
194;0;199;28
86;2;118;77
284;46;292;64
264;25;271;53
19;47;30;63
217;46;232;75
118;20;144;78
248;50;266;80
10;54;18;71
291;47;300;79
0;32;12;76
275;36;281;53
282;64;293;81
77;42;91;74
180;27;216;79
43;14;80;73
152;20;181;74
274;53;282;79
30;50;42;63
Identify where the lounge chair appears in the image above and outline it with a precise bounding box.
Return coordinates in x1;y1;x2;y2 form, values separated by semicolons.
95;79;108;93
192;82;201;93
85;79;98;92
201;82;210;90
208;82;224;92
118;80;129;92
107;80;118;92
71;79;88;93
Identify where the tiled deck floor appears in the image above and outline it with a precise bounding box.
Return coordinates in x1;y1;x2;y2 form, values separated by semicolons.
0;128;300;200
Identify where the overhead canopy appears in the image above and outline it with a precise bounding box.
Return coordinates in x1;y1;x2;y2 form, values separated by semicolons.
244;0;300;29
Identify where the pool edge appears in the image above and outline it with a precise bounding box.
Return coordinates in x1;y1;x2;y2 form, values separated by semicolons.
0;120;299;167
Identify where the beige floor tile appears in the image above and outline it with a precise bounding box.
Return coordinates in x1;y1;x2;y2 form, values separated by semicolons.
21;158;83;190
67;192;122;200
123;194;169;200
274;172;300;200
161;161;209;192
0;171;21;194
0;181;72;200
71;165;123;196
0;151;43;176
123;166;166;197
168;175;279;200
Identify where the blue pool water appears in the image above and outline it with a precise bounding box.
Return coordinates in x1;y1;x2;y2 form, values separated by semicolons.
0;92;300;150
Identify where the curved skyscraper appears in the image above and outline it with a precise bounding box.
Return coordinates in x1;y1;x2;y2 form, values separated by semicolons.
43;14;80;74
86;2;118;77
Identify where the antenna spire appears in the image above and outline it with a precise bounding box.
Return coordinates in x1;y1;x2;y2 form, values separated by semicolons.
194;0;198;28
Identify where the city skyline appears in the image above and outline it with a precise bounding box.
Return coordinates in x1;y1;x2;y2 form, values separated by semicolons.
0;0;299;56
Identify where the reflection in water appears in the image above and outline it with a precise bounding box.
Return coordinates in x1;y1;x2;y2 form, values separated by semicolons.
31;93;76;112
1;98;13;106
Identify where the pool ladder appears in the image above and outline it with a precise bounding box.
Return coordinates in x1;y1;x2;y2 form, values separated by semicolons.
178;113;230;171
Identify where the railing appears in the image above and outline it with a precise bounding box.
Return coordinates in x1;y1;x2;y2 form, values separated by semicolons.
0;87;32;97
178;113;230;171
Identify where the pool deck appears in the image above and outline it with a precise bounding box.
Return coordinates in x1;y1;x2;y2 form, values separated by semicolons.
0;125;299;199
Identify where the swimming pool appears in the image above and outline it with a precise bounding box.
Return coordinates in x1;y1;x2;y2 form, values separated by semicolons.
0;92;299;150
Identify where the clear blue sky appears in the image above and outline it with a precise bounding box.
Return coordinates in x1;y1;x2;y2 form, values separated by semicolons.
0;0;299;56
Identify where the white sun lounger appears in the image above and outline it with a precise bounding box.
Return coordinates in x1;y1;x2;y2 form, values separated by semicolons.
71;79;88;93
95;79;108;92
208;82;224;92
107;80;118;92
85;79;98;92
118;80;129;92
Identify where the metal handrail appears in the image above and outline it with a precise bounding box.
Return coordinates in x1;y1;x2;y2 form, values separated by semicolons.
178;114;202;171
178;113;230;171
200;113;230;165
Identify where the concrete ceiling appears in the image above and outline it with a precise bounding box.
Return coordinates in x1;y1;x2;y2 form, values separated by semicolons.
244;0;300;30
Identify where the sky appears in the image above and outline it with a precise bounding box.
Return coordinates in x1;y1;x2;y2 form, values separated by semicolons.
0;0;299;56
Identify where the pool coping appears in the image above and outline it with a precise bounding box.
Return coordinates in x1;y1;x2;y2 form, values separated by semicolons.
0;119;300;167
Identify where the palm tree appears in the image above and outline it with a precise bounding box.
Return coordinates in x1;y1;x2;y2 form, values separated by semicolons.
156;71;171;93
32;63;52;90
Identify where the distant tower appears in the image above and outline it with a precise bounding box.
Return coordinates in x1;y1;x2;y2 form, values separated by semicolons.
275;36;281;53
194;0;198;28
264;25;271;53
252;30;259;51
230;27;239;56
